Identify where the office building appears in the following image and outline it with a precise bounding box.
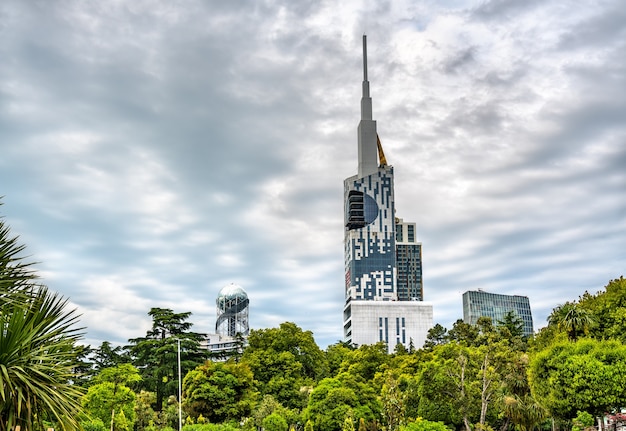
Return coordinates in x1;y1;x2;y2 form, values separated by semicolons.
396;218;423;301
343;36;433;353
462;290;534;337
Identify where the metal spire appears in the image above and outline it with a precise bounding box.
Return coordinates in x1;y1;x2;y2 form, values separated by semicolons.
357;34;377;177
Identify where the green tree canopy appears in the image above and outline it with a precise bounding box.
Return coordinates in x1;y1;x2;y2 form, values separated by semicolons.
183;360;256;423
400;418;450;431
242;322;327;408
82;364;141;431
578;276;626;341
304;373;381;431
547;302;594;342
128;307;208;410
423;324;448;350
529;338;626;419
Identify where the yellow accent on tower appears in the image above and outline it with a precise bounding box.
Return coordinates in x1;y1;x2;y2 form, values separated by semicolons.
377;134;388;167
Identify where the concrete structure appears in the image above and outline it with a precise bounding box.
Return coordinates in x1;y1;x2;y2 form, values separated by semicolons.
343;36;433;353
462;290;534;337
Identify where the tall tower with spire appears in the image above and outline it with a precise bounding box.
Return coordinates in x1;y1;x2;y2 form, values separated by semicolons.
343;36;432;352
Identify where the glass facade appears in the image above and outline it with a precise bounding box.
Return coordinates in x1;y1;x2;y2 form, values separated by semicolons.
462;290;534;337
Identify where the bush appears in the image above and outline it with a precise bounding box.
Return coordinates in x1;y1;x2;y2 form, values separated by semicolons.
263;413;289;431
401;418;450;431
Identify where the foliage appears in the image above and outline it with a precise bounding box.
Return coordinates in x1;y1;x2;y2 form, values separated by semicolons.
134;390;158;431
81;417;108;431
578;276;626;342
0;209;86;431
529;338;626;418
547;303;594;342
380;372;406;430
251;394;301;430
92;341;130;371
447;319;479;346
183;359;256;423
400;418;450;431
304;374;381;431
182;423;240;431
572;411;594;431
423;324;448;349
82;364;141;431
500;352;547;431
263;412;289;431
496;311;525;340
325;342;355;376
338;342;389;385
128;307;208;411
242;322;327;409
416;343;479;430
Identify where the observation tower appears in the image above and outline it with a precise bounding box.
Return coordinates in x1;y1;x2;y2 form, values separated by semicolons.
215;283;249;337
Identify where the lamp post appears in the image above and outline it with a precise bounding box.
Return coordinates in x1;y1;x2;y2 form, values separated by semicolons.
178;338;182;431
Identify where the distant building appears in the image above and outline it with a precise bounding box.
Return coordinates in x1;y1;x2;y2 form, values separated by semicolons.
462;290;534;337
202;283;249;360
342;36;433;353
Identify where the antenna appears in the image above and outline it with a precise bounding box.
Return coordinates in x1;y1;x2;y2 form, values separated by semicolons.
362;35;368;82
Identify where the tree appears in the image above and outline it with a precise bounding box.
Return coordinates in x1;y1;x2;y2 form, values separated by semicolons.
242;322;328;409
304;374;382;431
263;412;289;431
338;342;389;385
93;341;130;371
578;276;626;342
183;360;256;423
326;342;355;376
0;209;86;431
416;343;480;431
447;319;479;346
82;364;141;431
500;352;547;431
497;311;525;340
547;302;594;342
400;418;449;431
423;324;448;349
529;338;626;419
128;307;207;411
380;372;406;431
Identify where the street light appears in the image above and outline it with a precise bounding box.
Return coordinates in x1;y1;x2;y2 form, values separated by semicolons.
178;338;182;431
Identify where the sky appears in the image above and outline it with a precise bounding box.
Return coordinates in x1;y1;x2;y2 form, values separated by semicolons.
1;0;624;350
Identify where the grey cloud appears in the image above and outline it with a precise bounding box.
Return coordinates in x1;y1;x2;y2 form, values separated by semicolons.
471;0;543;20
1;0;625;349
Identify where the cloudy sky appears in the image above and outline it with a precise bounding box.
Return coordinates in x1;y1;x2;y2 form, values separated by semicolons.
1;0;624;349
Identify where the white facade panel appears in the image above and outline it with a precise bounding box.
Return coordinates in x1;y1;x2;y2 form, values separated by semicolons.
344;300;433;353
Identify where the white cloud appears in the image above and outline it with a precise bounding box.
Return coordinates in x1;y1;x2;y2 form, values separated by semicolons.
1;0;624;349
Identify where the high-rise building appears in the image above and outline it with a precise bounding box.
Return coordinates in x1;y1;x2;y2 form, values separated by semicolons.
343;36;433;353
462;290;534;337
396;218;423;301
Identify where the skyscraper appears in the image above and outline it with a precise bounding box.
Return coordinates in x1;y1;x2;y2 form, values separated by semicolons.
343;36;432;353
462;290;534;337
